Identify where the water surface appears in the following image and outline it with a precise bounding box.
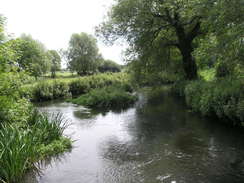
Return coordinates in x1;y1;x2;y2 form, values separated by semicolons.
25;90;244;183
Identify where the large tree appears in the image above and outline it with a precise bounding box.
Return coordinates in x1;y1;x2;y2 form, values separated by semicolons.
16;34;50;77
96;0;212;80
67;33;100;76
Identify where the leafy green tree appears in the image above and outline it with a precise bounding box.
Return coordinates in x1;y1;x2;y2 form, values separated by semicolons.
67;33;100;76
96;0;210;80
98;59;121;73
208;0;244;76
47;50;61;78
16;34;50;77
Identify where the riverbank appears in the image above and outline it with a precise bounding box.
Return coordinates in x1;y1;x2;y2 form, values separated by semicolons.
171;77;244;126
21;73;132;102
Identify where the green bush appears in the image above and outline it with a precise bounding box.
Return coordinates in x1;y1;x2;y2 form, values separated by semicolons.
183;78;244;125
0;97;32;124
69;79;91;96
23;73;132;102
37;137;72;158
70;85;137;109
31;80;71;102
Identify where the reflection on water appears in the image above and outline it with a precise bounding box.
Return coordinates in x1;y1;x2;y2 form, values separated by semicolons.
25;91;244;183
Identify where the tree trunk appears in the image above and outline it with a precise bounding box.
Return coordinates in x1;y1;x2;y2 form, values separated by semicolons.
179;44;198;80
174;22;199;80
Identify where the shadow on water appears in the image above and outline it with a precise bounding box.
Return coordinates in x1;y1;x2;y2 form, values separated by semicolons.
25;88;244;183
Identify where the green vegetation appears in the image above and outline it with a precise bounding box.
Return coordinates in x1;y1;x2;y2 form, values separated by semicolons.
96;0;243;126
22;72;131;102
0;1;243;181
0;111;71;183
66;33;100;76
69;85;137;109
0;16;71;183
0;124;37;183
97;0;243;81
172;77;244;126
98;59;122;73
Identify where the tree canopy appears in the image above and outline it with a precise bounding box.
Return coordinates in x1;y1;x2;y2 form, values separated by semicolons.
96;0;244;80
98;59;121;73
67;33;100;76
14;34;51;77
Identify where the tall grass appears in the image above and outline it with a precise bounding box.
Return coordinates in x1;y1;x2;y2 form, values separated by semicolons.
0;112;71;183
0;124;37;183
29;111;68;145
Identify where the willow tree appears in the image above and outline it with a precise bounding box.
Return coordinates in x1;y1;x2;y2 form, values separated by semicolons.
67;33;100;76
96;0;212;80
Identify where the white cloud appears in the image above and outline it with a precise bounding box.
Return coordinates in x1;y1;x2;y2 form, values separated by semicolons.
1;0;125;64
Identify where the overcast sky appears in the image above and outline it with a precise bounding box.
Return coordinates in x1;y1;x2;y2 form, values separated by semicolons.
1;0;125;64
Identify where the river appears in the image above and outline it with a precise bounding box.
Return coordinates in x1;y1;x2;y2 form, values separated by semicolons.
25;89;244;183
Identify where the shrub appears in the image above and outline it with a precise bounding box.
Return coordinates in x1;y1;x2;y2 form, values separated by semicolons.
183;78;244;125
31;80;71;101
70;85;137;109
69;79;91;96
0;97;32;124
22;73;133;102
37;137;72;158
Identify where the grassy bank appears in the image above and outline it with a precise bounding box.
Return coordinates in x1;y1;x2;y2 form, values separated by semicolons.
69;85;137;109
172;77;244;126
21;73;131;102
0;72;72;183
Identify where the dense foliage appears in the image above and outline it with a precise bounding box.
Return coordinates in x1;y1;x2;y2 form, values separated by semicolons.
66;33;100;76
0;71;72;183
22;73;132;102
97;0;243;81
15;35;51;77
98;59;122;73
172;78;244;126
0;1;243;181
0;15;71;183
69;85;137;109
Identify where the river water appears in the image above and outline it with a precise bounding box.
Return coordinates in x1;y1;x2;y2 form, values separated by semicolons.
25;89;244;183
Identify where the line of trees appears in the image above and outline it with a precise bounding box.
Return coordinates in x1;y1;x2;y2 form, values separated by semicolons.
1;16;122;78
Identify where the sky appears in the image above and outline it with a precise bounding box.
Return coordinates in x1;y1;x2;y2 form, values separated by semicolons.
1;0;125;64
